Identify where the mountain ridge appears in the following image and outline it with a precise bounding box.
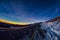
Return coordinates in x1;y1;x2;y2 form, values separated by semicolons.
46;16;60;22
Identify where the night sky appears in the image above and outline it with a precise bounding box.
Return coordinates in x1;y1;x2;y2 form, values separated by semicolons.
0;0;60;23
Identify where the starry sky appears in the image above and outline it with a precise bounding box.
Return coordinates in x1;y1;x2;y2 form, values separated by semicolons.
0;0;60;23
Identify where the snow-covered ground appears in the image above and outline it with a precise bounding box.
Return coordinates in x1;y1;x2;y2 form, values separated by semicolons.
40;21;60;40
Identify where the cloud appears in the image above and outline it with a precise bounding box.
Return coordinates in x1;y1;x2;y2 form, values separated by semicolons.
0;1;51;23
6;14;42;23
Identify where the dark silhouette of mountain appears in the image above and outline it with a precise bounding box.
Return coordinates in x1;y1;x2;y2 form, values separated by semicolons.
0;21;46;40
0;22;29;27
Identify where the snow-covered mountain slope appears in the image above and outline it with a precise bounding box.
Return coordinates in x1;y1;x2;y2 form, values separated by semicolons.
0;17;60;40
40;16;60;40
